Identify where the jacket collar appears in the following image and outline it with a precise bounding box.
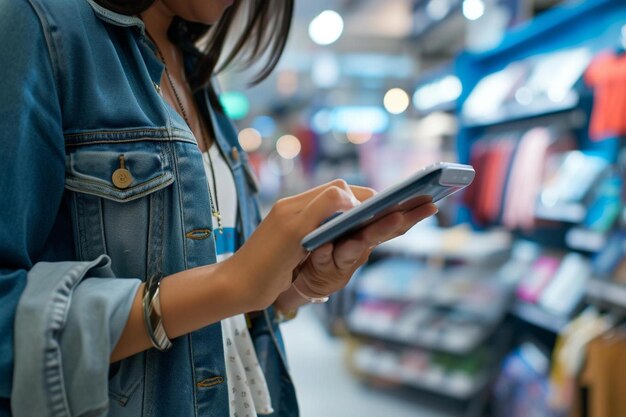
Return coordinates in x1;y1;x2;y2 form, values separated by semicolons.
86;0;146;32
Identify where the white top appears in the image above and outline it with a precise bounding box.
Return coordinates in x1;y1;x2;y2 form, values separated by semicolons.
202;145;274;416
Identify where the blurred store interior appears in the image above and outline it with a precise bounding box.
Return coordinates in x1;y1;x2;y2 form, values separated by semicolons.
219;0;626;416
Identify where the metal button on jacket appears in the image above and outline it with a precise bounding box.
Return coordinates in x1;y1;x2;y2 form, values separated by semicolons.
112;155;133;189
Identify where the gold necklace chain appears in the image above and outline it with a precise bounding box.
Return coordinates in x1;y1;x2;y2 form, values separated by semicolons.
147;32;223;233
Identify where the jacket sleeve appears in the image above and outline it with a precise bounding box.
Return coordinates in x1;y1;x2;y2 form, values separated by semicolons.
0;2;140;416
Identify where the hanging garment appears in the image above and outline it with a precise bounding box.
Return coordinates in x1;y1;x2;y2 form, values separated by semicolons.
571;329;626;417
585;51;626;141
479;138;516;225
464;136;516;226
549;308;613;415
503;128;553;230
502;128;574;230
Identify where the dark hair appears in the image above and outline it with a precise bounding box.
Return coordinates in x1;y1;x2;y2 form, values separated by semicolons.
95;0;294;91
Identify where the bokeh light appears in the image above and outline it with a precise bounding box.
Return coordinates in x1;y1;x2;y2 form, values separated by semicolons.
251;116;276;138
309;10;344;46
346;131;373;145
276;135;302;159
311;109;333;134
276;69;299;97
413;75;462;111
218;92;250;120
238;128;263;152
383;88;410;114
463;0;485;21
312;53;341;88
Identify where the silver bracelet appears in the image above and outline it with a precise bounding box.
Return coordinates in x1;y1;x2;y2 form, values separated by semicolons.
292;280;329;304
142;278;173;351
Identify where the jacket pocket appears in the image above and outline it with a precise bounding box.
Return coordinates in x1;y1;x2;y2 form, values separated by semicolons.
64;140;175;281
65;144;174;202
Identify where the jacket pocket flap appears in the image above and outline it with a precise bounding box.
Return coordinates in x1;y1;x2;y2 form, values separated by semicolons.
65;146;174;202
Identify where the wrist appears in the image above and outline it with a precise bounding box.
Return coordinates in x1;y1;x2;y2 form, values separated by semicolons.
291;279;330;304
274;283;309;314
293;274;331;299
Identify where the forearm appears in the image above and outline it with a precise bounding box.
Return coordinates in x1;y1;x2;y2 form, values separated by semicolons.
111;260;249;363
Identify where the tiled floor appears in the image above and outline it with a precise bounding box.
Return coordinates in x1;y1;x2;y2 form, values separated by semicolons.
281;306;462;417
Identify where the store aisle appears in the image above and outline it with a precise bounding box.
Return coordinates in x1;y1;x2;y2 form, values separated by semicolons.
281;306;459;417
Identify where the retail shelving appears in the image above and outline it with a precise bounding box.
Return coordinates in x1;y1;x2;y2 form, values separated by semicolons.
533;204;586;224
432;0;626;413
351;344;490;400
565;228;608;253
340;224;515;413
586;279;626;310
347;317;500;356
510;300;569;334
333;2;626;414
376;226;512;263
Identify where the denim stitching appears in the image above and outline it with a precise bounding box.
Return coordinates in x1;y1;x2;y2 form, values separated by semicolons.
98;197;107;259
75;194;87;262
187;333;199;417
65;127;190;138
65;136;196;147
26;0;64;108
156;147;166;281
65;175;174;203
66;128;164;137
85;0;144;29
66;172;167;190
41;260;107;416
170;142;190;270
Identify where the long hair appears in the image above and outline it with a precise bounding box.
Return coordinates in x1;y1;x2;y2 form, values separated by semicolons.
95;0;294;91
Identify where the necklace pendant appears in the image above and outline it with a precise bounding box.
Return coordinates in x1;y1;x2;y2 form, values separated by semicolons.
213;210;223;234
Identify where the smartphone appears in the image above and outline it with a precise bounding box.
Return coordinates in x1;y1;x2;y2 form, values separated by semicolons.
301;162;475;251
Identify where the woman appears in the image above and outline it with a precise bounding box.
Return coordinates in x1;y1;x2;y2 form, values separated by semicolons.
0;0;438;416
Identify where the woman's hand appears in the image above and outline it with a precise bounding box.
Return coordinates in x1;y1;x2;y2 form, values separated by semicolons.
226;179;372;311
293;195;438;299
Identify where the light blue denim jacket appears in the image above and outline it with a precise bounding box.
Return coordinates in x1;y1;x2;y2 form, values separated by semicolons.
0;0;297;416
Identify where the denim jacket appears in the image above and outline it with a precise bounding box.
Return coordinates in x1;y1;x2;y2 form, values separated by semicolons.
0;0;297;416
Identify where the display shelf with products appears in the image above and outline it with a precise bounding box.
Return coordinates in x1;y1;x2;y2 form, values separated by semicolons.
565;227;609;253
313;2;626;413
586;279;626;311
351;343;490;400
411;65;463;117
340;222;517;405
510;300;570;334
346;234;515;353
376;225;512;263
348;303;504;356
450;3;626;414
460;47;593;128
